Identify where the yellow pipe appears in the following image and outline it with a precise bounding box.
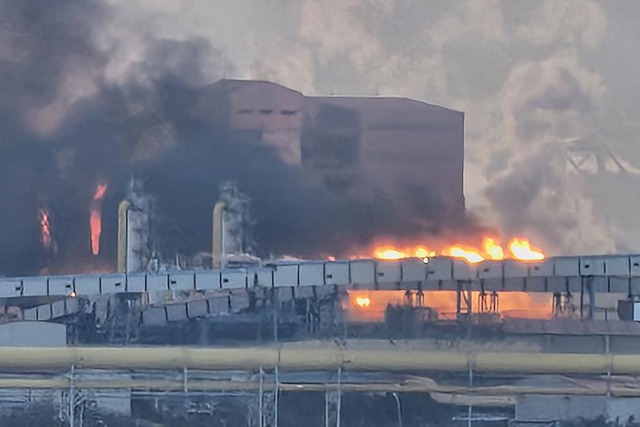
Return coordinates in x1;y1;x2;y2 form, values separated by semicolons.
117;200;130;273
0;344;635;375
212;201;227;269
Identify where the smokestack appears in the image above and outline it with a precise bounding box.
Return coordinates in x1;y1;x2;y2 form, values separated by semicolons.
211;181;255;269
117;200;130;273
211;201;226;269
116;179;152;273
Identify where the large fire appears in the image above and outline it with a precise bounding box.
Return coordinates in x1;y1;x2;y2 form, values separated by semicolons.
345;237;548;322
367;236;544;263
89;182;108;255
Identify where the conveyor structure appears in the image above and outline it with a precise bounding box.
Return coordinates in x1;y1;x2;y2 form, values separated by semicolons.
3;255;640;298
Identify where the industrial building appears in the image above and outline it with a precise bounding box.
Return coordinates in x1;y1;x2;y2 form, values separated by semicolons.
1;83;638;426
193;79;465;222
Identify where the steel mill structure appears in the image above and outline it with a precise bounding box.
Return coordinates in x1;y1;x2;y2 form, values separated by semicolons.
1;84;640;426
2;252;640;425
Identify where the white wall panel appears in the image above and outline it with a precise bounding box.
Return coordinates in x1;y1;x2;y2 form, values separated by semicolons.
273;264;299;287
147;274;168;292
325;262;349;285
350;260;375;284
101;274;127;293
504;260;528;278
376;261;402;283
195;271;220;290
299;262;324;287
452;259;477;281
127;273;146;293
401;259;426;282
221;270;247;289
0;278;22;297
425;257;452;281
49;277;74;296
74;275;100;295
605;257;630;276
254;270;273;288
554;257;580;276
478;261;503;279
22;277;47;297
527;260;554;277
580;257;606;276
169;272;195;291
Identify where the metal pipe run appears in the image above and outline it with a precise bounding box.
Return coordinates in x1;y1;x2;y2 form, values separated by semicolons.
0;377;639;399
0;343;638;375
116;200;130;273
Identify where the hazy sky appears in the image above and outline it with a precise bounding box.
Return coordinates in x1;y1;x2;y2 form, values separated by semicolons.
5;0;640;255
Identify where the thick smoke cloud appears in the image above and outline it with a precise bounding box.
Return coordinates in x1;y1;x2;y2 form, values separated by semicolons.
0;0;481;276
0;0;242;274
2;0;639;276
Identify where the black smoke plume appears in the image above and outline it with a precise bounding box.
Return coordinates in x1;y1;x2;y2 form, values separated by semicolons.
0;0;481;276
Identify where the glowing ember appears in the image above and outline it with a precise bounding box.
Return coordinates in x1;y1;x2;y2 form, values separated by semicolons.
39;208;52;249
355;296;371;308
483;237;505;260
90;182;108;255
508;238;545;261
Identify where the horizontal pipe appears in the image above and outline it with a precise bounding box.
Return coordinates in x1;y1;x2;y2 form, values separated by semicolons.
0;343;635;375
0;377;636;399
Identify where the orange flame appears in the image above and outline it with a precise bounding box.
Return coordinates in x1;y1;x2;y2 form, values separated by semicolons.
373;247;408;260
373;246;436;261
90;182;108;255
39;208;52;249
444;246;485;263
483;237;505;260
362;236;544;264
508;238;544;261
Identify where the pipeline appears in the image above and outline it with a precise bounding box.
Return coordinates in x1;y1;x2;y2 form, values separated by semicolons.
0;377;636;399
212;201;227;269
117;200;130;273
0;343;636;375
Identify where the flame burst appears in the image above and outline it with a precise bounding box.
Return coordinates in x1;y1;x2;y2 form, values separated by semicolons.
90;182;108;255
508;238;544;261
39;208;52;249
365;236;545;263
483;237;505;260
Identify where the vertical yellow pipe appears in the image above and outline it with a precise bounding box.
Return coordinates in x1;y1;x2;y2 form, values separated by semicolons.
117;200;130;273
212;201;227;269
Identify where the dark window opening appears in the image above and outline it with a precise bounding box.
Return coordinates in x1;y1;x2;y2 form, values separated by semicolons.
281;110;297;116
259;109;273;115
